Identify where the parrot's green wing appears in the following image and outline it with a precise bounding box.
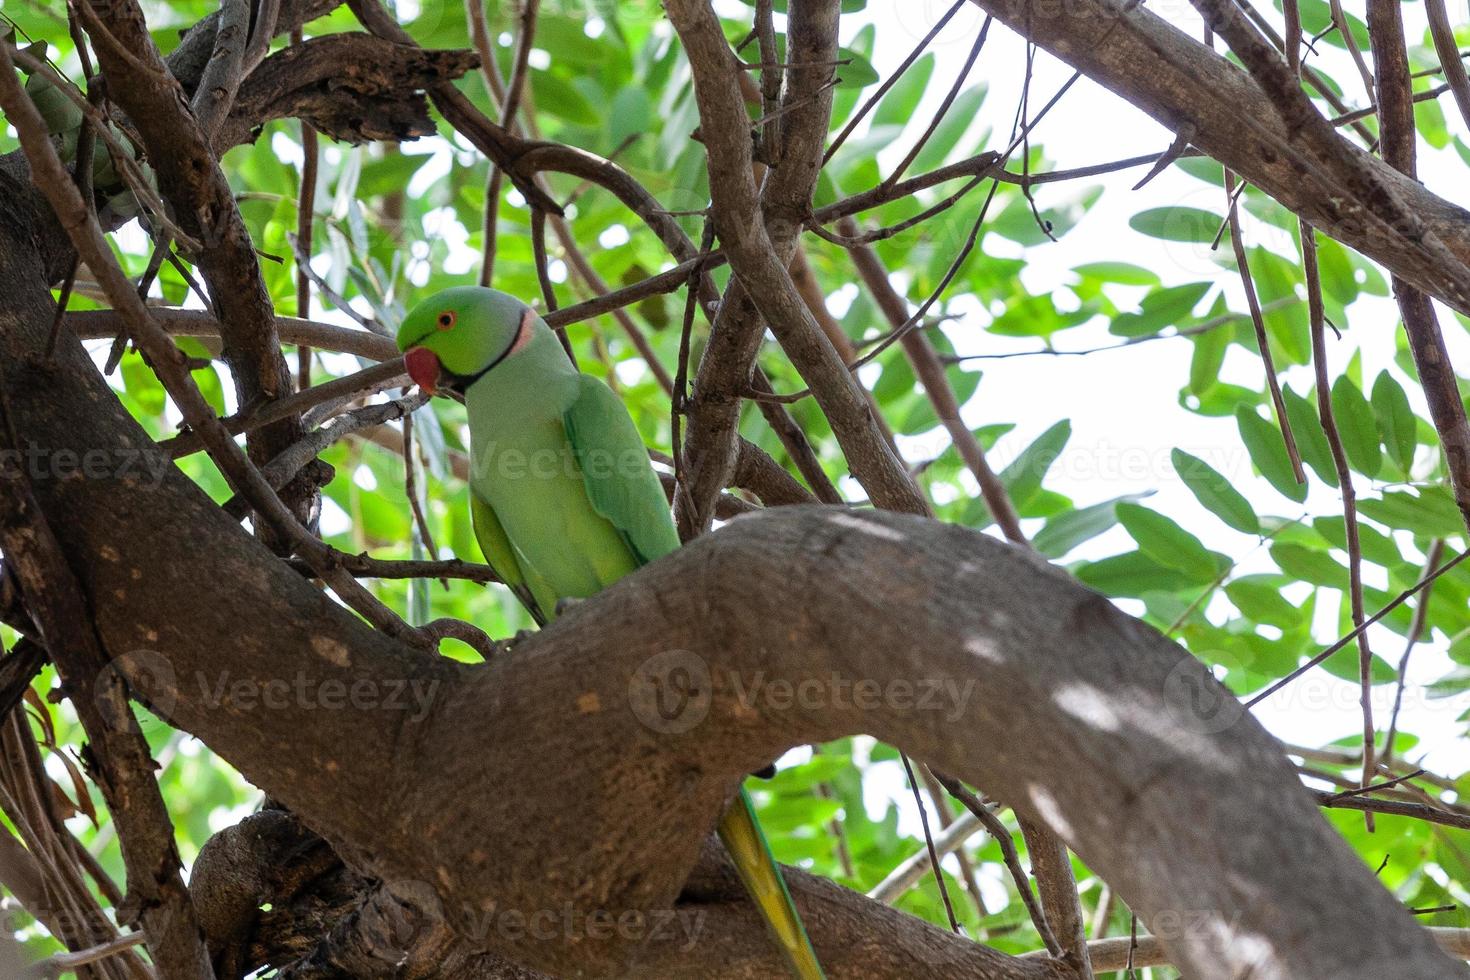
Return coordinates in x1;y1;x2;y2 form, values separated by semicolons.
469;488;548;626
561;374;681;567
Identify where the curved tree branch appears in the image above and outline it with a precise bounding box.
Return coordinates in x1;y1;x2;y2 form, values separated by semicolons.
219;34;479;150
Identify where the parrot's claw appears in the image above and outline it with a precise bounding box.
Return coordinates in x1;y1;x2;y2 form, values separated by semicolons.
553;597;585;617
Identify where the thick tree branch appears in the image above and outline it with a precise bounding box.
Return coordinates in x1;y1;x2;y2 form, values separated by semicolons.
0;398;213;980
6;8;1469;978
219;34;478;150
672;0;854;535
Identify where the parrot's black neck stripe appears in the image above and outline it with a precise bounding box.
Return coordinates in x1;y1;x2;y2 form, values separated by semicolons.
442;308;533;394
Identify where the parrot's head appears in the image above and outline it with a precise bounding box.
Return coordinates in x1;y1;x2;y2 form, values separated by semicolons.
396;286;539;395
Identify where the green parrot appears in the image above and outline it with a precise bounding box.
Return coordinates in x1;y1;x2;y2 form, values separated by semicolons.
11;38;152;221
397;286;825;979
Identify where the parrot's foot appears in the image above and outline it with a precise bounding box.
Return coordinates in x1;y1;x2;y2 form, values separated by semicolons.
553;596;585;617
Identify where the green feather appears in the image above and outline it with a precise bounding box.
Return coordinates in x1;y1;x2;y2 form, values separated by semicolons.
469;490;547;626
562;374;681;567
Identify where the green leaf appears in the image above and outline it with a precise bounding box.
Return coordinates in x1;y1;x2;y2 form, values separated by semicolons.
1281;387;1338;487
998;420;1071;512
1003;185;1104;246
534;15;609;66
1188;311;1231;395
1226;576;1305;628
1236;405;1307;502
1075;551;1197;597
988;292;1091;338
1034;494;1146;558
1318;647;1398;687
1109;282;1212;338
1129;207;1222;244
1173;157;1225;185
873;53;934;127
836;46;880;89
1358;490;1466;539
1182;382;1258;417
1072;261;1159;286
1329;376;1381;478
532;70;600;125
1371;371;1416;472
1314;237;1360;307
1116;503;1221;580
609;85;652;146
1246;246;1309;365
1172;449;1259;533
1312;516;1403;569
1270;542;1345;588
909;84;985;172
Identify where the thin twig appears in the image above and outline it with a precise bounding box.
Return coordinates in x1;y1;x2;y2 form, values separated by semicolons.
1384;539;1445;763
2;40;428;650
400;412;446;588
1424;0;1470;131
823;0;967;163
161;358;409;459
1226;167;1304;484
883;17;991;187
932;771;1061;956
1302;219;1374;826
294;26;318;390
899;753;960;933
25;931;148;979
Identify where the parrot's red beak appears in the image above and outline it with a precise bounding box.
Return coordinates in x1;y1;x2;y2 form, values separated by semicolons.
404;347;441;393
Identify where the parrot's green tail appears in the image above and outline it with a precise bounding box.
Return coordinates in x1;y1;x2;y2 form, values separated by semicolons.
717;787;826;980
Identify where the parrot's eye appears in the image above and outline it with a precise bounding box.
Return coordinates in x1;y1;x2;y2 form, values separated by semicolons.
436;311;456;331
